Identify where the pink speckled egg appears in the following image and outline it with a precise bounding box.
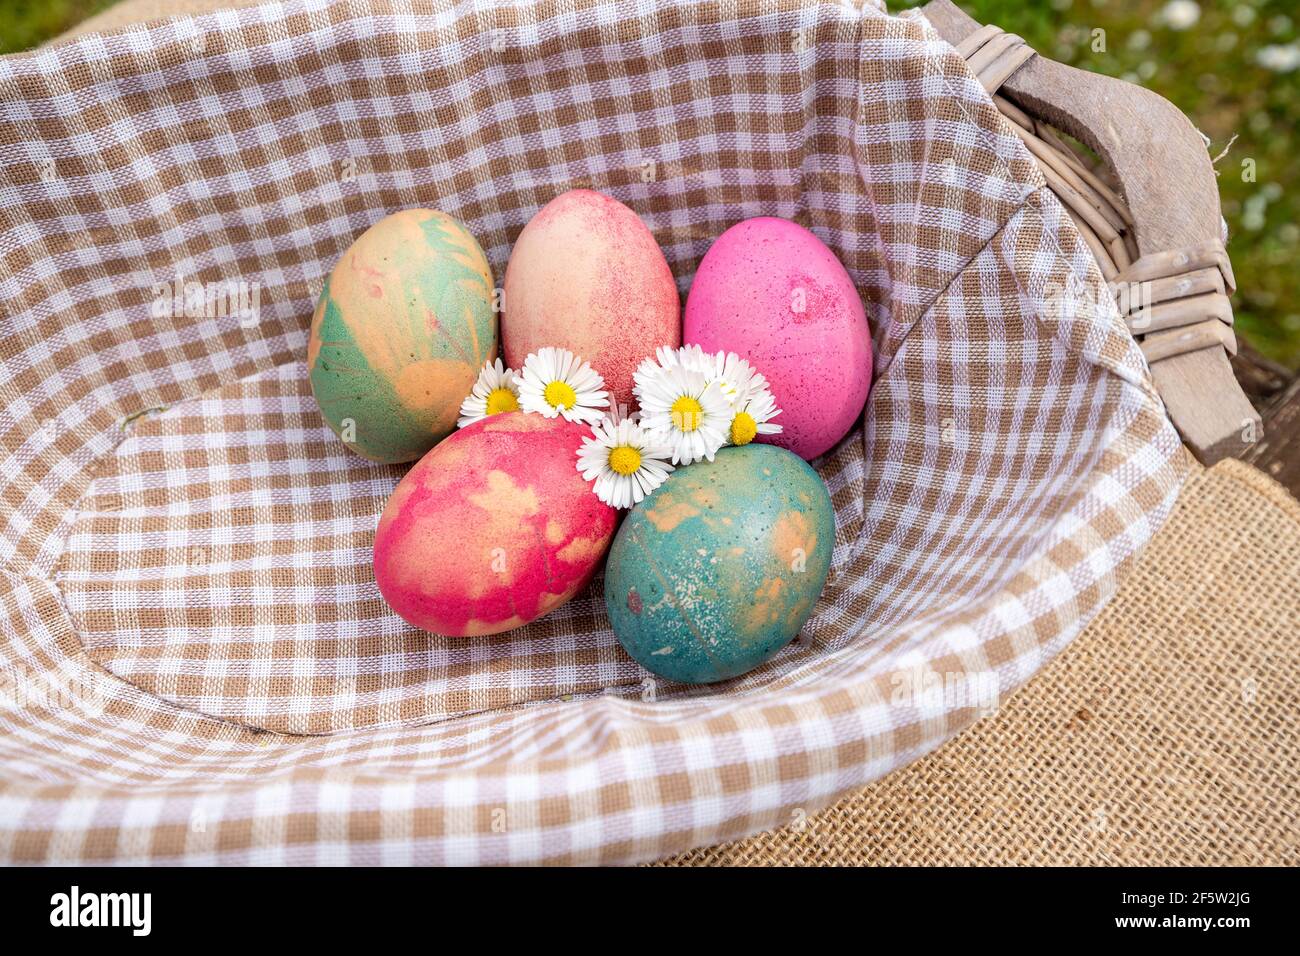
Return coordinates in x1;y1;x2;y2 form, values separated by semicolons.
503;189;680;406
373;412;616;637
684;217;872;460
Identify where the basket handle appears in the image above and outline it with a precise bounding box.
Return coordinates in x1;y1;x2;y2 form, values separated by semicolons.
921;0;1259;464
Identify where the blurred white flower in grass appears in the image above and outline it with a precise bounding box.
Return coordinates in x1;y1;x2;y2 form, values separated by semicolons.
1158;1;1201;31
1241;185;1282;232
1258;44;1300;73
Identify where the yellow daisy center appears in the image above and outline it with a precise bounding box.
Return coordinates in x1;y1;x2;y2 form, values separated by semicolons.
671;396;704;432
608;445;642;476
544;380;577;410
486;387;519;415
730;411;758;446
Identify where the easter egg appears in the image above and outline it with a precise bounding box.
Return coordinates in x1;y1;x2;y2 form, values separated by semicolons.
683;217;871;460
374;412;616;637
309;208;497;464
502;189;680;406
604;444;833;684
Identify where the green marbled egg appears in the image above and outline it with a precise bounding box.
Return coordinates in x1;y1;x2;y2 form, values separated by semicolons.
308;209;496;464
604;444;834;684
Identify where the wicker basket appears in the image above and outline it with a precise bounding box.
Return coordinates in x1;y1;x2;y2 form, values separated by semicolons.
0;0;1221;864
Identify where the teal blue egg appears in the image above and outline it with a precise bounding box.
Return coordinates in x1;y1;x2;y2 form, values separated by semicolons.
604;444;834;684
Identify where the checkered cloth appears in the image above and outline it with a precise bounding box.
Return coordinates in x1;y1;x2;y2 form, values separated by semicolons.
0;0;1187;864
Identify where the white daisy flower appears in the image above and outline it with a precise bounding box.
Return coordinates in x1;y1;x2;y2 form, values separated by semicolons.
639;346;785;448
636;362;731;465
457;358;521;428
701;351;783;446
729;383;783;446
634;343;716;387
698;350;763;405
633;345;688;401
576;418;675;509
517;346;609;425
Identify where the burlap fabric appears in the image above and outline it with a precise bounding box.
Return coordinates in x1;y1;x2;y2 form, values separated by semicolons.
659;458;1300;865
2;0;1190;864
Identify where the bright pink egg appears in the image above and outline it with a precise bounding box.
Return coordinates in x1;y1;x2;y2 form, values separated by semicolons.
684;217;872;460
373;412;616;636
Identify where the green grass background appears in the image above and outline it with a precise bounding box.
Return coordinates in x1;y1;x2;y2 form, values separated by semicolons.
3;0;1298;367
0;0;119;53
898;0;1300;369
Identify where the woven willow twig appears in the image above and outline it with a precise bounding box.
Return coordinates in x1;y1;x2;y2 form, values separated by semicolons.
928;0;1259;463
956;22;1237;364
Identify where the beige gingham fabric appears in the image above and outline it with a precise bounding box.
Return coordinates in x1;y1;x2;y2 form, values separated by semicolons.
660;459;1300;866
0;0;1187;863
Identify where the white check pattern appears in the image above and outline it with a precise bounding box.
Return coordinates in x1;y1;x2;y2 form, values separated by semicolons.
0;0;1187;864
